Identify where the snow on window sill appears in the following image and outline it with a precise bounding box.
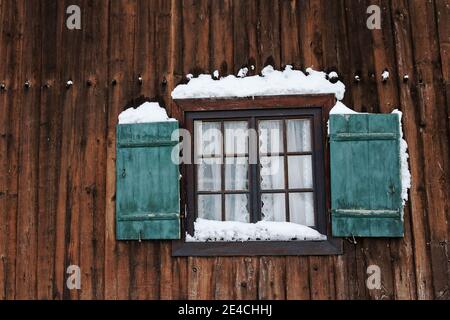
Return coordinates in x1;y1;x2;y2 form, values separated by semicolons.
185;218;327;242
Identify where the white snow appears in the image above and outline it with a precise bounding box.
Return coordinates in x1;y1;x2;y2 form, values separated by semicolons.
392;109;411;209
172;65;345;100
382;70;390;81
328;71;338;80
186;73;193;80
237;67;248;78
330;101;359;115
213;70;219;79
118;101;176;124
185;218;327;242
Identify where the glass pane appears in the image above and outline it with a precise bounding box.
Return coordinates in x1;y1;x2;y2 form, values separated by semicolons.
260;156;285;190
194;121;222;157
287;119;312;152
261;193;286;222
225;157;248;191
225;194;249;222
289;193;315;226
259;120;283;154
288;155;313;189
197;157;221;191
198;194;222;220
224;121;248;155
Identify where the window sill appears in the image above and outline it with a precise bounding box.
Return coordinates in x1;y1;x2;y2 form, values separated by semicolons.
171;238;342;256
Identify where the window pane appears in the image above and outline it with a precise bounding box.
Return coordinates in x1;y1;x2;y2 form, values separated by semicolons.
287;119;312;152
195;121;222;157
288;155;313;189
261;193;286;222
197;157;221;191
225;194;249;222
259;120;283;154
225;157;248;191
224;121;248;155
198;194;222;220
260;156;285;190
289;193;315;226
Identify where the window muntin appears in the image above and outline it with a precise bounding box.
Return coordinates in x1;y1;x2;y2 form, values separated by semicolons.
193;114;317;228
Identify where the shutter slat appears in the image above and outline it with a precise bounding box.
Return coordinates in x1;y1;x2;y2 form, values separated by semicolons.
330;114;404;237
116;121;180;240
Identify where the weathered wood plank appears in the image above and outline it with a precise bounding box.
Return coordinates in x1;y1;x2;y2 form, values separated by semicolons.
232;0;258;73
77;0;109;300
280;0;301;68
182;0;210;75
15;0;41;299
286;257;310;299
257;0;280;69
187;257;215;299
409;0;450;300
36;0;61;300
258;257;286;300
210;0;233;75
234;257;258;300
105;0;137;300
0;0;11;300
390;0;433;300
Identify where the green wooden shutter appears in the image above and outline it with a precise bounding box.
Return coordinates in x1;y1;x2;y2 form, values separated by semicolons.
329;114;404;237
116;121;180;240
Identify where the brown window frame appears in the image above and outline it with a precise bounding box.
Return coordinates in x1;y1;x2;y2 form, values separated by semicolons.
172;95;342;256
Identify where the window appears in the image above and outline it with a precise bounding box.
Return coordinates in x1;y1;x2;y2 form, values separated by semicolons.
194;116;317;227
173;95;342;256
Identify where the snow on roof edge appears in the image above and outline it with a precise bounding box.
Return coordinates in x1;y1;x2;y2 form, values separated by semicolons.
171;65;345;101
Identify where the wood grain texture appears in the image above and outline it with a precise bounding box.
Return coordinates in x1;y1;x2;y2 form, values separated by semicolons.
0;0;448;300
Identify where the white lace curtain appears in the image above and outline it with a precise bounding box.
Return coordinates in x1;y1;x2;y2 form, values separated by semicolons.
195;119;315;227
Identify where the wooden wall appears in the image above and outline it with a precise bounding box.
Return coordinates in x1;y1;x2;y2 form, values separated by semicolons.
0;0;449;300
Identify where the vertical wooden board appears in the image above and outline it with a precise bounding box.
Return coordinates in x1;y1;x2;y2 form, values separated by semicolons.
333;254;349;300
213;257;235;300
309;256;335;300
435;0;450;232
37;0;62;300
370;0;400;111
286;257;310;299
210;0;233;75
61;0;87;300
344;0;380;112
257;0;281;69
232;0;258;73
182;0;210;74
258;257;286;300
298;0;324;69
390;0;432;299
14;0;41;299
171;257;189;299
409;0;450;299
2;0;25;300
105;0;137;300
234;257;258;300
77;0;109;300
52;0;85;299
0;0;10;299
187;257;215;299
279;0;301;68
